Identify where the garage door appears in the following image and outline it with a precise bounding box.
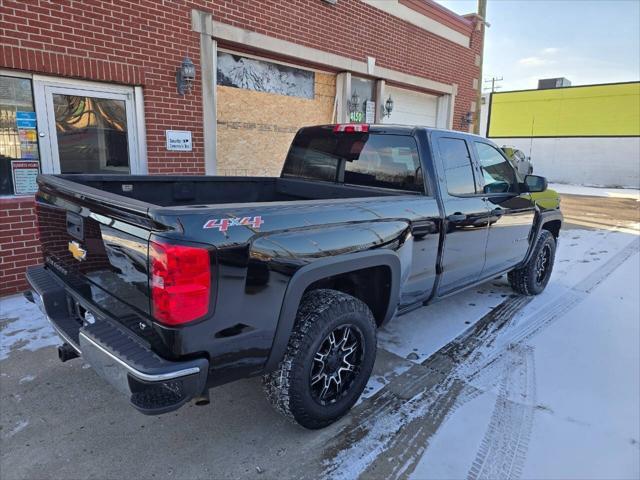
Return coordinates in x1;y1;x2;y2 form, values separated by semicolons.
383;86;438;127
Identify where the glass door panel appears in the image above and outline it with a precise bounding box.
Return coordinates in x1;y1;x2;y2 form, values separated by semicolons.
52;94;130;174
34;80;140;175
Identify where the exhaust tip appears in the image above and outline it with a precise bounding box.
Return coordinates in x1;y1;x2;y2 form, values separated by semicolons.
194;390;210;406
58;343;80;362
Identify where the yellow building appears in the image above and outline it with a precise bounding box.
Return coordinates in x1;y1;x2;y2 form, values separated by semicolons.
482;81;640;188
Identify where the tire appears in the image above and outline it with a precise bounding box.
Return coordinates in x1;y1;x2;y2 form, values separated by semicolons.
508;230;556;295
262;289;377;429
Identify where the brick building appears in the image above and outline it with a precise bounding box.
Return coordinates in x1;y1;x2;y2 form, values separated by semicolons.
0;0;484;296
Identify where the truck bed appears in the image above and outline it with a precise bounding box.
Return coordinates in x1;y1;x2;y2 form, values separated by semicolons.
57;175;398;208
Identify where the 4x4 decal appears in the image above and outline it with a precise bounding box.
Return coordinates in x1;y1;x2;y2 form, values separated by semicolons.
203;216;264;232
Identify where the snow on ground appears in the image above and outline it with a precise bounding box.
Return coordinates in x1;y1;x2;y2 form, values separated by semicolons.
411;248;640;480
550;183;640;201
0;293;59;361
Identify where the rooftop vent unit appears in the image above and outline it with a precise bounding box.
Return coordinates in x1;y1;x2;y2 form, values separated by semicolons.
537;77;572;89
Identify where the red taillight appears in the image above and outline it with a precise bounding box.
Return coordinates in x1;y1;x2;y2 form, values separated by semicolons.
333;124;369;133
150;241;211;326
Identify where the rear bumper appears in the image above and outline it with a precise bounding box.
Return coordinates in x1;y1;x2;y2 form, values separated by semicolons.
26;265;209;415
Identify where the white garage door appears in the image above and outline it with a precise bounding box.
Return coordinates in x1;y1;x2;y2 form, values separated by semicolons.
383;86;438;127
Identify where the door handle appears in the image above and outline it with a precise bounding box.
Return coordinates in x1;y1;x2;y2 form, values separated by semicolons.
492;208;504;216
447;213;467;222
411;220;437;237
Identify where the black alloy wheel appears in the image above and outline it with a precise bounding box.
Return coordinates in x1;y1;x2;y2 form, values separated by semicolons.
535;243;552;285
310;324;364;406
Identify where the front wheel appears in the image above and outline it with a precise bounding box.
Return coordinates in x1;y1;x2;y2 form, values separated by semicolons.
263;289;377;429
508;230;556;295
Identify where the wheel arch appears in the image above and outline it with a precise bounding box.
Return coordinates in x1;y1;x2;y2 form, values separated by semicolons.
519;210;563;267
542;219;561;239
264;250;401;372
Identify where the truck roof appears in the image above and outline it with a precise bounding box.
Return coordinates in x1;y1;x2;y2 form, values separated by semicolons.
300;124;487;139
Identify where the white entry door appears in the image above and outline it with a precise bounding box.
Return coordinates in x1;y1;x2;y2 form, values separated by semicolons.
383;86;438;127
34;78;144;175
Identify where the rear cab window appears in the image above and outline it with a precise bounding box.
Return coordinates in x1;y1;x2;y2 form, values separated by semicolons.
282;128;425;193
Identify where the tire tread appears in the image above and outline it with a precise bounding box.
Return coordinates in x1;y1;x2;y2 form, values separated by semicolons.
262;289;376;429
508;230;555;295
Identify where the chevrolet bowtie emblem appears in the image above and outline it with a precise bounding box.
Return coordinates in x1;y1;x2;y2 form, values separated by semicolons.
68;241;87;261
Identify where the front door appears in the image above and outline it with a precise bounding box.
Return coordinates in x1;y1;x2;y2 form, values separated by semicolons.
472;141;536;276
432;132;492;295
34;79;142;175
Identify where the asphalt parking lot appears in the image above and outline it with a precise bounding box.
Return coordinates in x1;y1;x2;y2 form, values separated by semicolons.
1;190;639;480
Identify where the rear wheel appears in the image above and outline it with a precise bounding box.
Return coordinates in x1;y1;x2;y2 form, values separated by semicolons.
508;230;556;295
263;289;377;429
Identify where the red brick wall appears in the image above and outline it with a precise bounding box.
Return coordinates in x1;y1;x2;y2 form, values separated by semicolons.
0;0;483;296
0;198;42;296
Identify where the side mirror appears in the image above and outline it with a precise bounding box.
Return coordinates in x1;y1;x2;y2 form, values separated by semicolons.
524;174;547;193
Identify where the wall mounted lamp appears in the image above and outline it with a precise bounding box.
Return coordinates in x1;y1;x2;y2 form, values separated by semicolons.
462;111;474;127
176;56;196;95
382;95;394;118
347;91;361;114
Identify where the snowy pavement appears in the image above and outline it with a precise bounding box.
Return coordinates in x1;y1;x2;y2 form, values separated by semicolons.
1;195;639;480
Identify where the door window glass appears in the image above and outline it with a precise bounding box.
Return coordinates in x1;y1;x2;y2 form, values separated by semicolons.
0;76;40;196
474;142;517;193
438;137;477;196
53;94;130;174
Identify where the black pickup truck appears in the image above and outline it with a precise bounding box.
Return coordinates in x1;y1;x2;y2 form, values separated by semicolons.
26;124;562;429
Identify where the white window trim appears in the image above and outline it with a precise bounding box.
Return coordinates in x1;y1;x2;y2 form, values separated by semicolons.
0;69;32;79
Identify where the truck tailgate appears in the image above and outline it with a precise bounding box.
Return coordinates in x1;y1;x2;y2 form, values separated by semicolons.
35;175;159;328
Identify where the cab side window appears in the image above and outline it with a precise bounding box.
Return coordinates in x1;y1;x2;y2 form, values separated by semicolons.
474;142;517;194
438;137;477;196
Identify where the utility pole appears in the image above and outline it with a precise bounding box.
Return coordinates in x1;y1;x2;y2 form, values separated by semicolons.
474;0;488;134
484;76;503;93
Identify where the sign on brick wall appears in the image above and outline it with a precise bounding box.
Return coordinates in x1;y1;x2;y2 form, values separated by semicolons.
166;130;192;151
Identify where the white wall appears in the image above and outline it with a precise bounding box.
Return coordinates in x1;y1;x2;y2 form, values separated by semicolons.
493;137;640;188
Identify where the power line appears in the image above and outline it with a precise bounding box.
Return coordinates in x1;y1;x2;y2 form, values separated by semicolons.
484;77;503;93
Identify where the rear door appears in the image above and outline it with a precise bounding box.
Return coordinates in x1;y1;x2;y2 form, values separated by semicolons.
431;132;492;295
471;141;536;276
